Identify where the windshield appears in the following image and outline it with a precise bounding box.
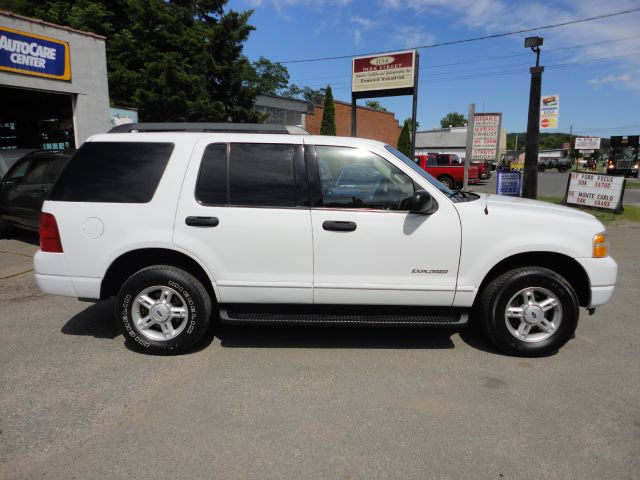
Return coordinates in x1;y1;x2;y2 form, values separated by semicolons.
385;145;480;203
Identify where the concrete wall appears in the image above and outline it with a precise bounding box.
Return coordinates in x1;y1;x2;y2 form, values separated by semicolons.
0;11;110;146
306;101;402;147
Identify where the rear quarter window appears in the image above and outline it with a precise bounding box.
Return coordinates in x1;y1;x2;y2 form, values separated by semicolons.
49;142;174;203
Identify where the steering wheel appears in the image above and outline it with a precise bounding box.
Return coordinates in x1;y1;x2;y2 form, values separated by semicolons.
372;178;403;209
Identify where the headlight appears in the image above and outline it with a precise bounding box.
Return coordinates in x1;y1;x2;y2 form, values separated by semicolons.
593;232;609;258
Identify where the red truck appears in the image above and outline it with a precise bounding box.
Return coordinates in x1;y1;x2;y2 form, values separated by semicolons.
414;154;479;190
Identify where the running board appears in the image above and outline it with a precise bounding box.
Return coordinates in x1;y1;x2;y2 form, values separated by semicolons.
218;305;468;327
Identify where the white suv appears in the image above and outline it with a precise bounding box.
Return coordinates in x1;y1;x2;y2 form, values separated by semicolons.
35;123;617;356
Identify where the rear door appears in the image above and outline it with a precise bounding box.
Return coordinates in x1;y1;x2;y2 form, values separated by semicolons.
173;136;313;304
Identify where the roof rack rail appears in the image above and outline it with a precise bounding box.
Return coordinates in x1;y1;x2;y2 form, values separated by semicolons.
108;122;308;135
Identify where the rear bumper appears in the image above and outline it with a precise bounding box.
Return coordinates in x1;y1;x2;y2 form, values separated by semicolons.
34;250;101;299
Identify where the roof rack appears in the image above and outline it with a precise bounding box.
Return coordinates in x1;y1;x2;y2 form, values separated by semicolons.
108;123;308;135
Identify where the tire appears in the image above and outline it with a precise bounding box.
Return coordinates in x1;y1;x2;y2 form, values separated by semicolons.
438;175;454;189
478;267;579;357
116;265;212;354
537;165;546;172
558;166;567;173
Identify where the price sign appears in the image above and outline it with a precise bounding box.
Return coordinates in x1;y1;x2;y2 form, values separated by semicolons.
496;171;521;197
565;172;625;213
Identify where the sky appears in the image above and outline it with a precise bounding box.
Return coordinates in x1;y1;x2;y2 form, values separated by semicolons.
228;0;640;137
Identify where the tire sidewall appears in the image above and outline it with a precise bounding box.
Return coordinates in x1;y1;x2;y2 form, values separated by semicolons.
117;266;210;354
487;270;578;356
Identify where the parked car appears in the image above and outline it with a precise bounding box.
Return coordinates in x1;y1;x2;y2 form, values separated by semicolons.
537;156;571;173
34;123;617;357
0;150;72;234
414;154;480;189
469;160;492;180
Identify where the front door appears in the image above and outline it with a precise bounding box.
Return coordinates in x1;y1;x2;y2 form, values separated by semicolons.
307;144;461;306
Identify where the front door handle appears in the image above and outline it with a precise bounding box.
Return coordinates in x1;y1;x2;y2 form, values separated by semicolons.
322;220;357;232
185;216;219;227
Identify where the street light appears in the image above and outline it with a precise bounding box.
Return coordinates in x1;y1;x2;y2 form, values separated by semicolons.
522;36;544;199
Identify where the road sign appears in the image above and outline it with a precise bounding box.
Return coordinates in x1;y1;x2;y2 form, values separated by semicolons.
496;170;521;196
540;94;559;130
471;113;502;162
575;137;601;150
564;172;625;213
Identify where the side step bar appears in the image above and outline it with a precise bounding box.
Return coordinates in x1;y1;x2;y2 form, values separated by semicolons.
219;304;468;327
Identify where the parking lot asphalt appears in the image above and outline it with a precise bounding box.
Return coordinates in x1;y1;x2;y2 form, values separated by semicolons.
1;226;639;480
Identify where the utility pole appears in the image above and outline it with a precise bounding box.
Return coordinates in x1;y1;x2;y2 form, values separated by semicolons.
522;36;544;199
569;124;574;170
463;103;475;190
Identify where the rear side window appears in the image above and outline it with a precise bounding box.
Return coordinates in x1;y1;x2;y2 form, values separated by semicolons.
196;143;302;208
49;142;174;203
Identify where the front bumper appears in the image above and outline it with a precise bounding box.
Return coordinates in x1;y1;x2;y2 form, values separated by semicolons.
575;256;618;307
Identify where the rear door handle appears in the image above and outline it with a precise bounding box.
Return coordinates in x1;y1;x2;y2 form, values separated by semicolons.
322;220;357;232
185;216;219;227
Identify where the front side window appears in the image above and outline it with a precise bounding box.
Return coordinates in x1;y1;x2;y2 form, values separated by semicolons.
315;146;414;210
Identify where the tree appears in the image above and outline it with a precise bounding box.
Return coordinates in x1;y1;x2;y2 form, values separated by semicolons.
440;112;467;128
247;57;290;97
320;85;336;136
397;119;412;157
365;101;387;112
5;0;270;122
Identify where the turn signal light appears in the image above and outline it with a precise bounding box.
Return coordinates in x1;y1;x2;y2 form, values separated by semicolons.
39;212;63;253
593;233;608;258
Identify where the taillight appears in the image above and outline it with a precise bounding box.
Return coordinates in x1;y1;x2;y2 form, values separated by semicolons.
39;213;63;253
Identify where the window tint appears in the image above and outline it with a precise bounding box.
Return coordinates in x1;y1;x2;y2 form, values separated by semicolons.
229;143;296;207
315;146;414;210
6;158;30;182
43;156;69;183
22;158;50;184
427;155;437;166
49;142;174;203
196;143;303;208
436;155;449;166
196;144;228;205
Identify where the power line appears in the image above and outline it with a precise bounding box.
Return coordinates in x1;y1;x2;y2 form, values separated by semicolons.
289;34;640;85
278;7;640;64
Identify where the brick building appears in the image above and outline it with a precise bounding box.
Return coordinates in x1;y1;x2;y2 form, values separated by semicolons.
305;100;403;147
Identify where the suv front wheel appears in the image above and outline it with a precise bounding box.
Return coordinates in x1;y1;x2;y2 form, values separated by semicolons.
116;265;212;354
478;267;579;357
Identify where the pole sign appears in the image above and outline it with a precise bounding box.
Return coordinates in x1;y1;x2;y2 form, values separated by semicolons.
564;172;625;213
0;26;71;81
496;170;521;196
574;137;601;150
540;94;559;130
352;50;416;93
471;113;502;161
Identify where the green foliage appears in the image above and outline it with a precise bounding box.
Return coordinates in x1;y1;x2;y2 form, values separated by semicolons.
397;119;412;156
248;57;290;96
5;0;276;122
320;85;336;136
281;85;326;105
365;101;387;112
440;112;467;128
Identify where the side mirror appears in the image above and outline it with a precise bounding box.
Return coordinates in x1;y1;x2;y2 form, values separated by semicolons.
401;190;437;215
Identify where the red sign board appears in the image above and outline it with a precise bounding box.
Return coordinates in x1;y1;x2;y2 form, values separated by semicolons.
352;50;416;93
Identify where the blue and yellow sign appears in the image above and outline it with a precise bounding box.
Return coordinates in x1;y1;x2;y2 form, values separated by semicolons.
0;26;71;81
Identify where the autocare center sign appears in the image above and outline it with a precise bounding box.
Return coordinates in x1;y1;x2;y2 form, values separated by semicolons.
471;113;502;161
0;26;71;81
565;172;625;212
352;50;415;93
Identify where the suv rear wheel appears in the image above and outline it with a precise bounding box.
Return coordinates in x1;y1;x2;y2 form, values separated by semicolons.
116;265;212;354
478;267;579;357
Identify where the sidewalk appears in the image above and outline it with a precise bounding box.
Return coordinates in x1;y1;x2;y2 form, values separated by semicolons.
0;234;38;279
